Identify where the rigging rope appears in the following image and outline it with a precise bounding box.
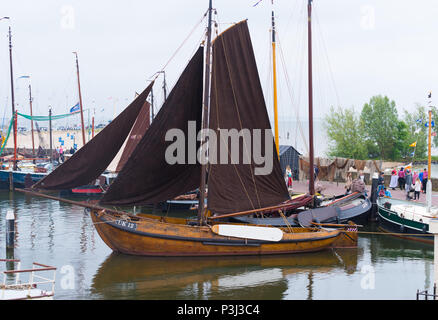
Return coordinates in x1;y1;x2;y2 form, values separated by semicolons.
0;118;13;157
17;111;80;122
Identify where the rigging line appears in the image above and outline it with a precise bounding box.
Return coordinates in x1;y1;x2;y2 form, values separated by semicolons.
290;9;309;154
219;21;264;210
277;33;308;155
265;30;273;123
313;6;341;108
158;10;208;74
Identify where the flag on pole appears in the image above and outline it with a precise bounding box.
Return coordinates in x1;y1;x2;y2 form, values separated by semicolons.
425;121;435;128
409;141;417;147
70;102;80;113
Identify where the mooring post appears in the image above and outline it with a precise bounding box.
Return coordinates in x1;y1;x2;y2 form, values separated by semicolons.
6;209;15;249
429;218;438;297
9;171;14;191
369;172;379;221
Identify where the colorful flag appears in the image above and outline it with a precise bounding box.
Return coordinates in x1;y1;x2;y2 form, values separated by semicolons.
409;141;417;147
425;121;435;128
70;103;80;113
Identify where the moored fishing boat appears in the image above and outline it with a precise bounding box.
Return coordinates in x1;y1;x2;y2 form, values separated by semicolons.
89;209;346;256
377;197;434;244
31;2;358;256
229;192;371;227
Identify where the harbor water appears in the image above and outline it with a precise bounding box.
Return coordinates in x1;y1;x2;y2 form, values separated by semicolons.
0;190;434;300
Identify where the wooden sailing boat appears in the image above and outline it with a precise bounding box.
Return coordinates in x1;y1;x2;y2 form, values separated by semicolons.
29;2;357;256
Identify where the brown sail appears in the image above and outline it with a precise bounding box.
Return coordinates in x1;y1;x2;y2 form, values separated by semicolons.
207;20;289;214
33;82;154;190
115;100;150;172
100;46;204;206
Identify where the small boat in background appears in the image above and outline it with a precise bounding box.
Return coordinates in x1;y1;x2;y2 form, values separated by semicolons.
229;192;371;227
377;197;435;244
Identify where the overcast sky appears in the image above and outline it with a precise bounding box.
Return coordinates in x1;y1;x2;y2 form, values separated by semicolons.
1;0;438;153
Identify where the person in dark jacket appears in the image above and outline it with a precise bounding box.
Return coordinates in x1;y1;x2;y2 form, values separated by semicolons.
405;169;413;200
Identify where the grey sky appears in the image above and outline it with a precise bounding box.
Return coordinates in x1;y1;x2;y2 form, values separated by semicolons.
1;0;437;154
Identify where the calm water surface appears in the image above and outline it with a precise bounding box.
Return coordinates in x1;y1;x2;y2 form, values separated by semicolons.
0;191;434;300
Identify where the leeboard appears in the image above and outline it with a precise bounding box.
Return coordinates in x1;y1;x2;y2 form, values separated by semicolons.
211;224;283;242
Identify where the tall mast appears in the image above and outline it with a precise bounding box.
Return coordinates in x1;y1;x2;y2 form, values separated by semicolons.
73;52;86;146
427;93;433;212
150;88;155;121
8;26;17;170
198;0;213;225
49;107;53;164
271;0;280;157
29;84;35;158
162;71;167;101
307;0;315;196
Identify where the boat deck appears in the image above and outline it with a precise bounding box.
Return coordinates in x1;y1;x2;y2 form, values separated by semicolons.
378;197;438;224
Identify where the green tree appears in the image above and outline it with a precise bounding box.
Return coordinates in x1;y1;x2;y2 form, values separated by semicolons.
324;106;367;159
430;106;438;148
402;104;428;160
360;95;399;160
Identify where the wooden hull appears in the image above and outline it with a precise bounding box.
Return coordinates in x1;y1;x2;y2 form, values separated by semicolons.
90;209;348;257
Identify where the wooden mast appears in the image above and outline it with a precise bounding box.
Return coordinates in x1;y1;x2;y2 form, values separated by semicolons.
150;88;155;121
73;52;86;146
8;26;17;171
307;0;315;196
28;84;35;158
49;107;52;164
271;0;280;157
92;109;95;138
198;0;213;225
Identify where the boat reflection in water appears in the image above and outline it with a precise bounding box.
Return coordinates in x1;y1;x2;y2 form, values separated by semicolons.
90;249;360;300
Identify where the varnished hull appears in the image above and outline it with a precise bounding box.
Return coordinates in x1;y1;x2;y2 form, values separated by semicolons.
90;209;347;257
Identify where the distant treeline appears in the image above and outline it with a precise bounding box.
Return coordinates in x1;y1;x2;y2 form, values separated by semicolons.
324;95;438;161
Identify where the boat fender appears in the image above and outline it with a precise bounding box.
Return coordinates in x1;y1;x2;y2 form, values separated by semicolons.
422;225;428;233
400;225;405;233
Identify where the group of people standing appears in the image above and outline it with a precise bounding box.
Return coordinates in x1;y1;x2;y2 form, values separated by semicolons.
388;167;429;201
